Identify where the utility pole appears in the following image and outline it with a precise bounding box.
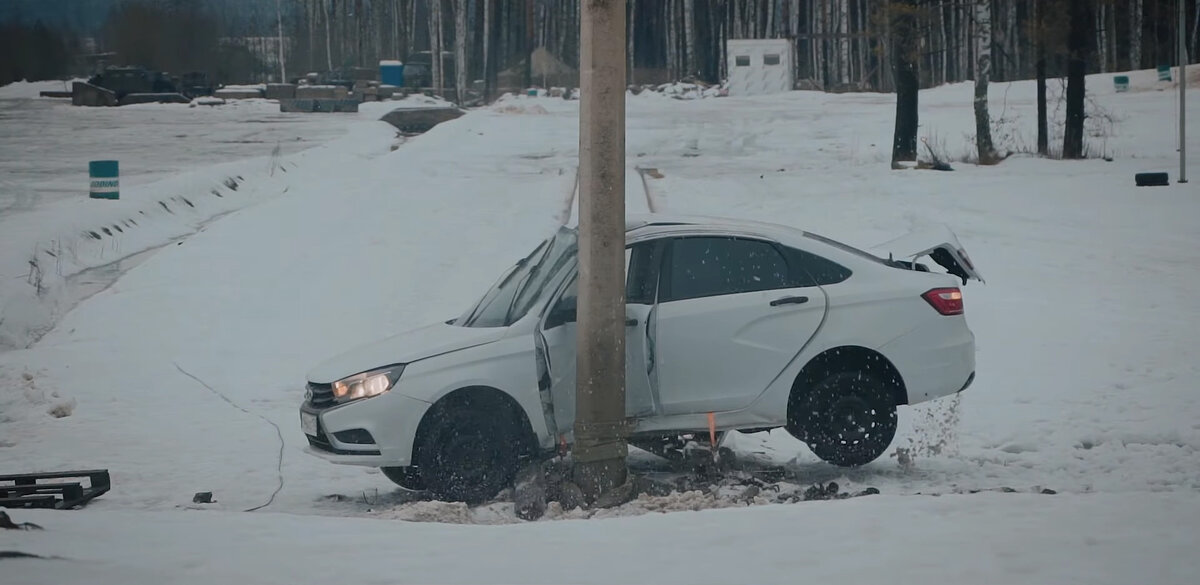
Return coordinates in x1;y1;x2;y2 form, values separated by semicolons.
574;0;629;505
1180;0;1188;184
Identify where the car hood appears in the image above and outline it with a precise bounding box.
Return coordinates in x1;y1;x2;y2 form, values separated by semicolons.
306;321;508;384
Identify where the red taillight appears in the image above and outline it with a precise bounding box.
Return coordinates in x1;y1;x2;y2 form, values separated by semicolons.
922;287;964;315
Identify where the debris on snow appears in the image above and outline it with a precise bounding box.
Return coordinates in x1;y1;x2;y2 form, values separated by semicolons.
0;511;43;531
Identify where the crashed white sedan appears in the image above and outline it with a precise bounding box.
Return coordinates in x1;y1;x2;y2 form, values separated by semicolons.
300;214;982;502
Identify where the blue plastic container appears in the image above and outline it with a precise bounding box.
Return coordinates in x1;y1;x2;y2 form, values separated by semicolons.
89;160;119;200
380;60;404;87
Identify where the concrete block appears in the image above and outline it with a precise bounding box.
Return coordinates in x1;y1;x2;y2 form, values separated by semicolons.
72;82;118;107
118;93;190;106
295;85;337;99
265;83;297;100
280;98;359;113
214;88;264;99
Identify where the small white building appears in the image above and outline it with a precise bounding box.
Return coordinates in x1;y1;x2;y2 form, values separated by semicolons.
725;39;794;96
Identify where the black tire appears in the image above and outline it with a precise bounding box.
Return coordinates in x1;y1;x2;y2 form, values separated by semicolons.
415;407;522;504
792;371;897;467
380;466;425;492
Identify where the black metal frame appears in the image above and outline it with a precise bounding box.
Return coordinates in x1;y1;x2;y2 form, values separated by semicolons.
0;469;111;510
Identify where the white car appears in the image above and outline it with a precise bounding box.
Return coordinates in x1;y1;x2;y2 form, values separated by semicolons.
300;214;982;502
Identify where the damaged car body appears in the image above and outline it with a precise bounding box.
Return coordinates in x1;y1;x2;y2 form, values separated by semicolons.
299;214;982;503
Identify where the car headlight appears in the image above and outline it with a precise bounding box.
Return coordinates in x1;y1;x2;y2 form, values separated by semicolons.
332;365;403;404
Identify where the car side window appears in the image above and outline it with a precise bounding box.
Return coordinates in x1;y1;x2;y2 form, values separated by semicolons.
545;241;661;327
781;246;853;286
662;236;790;302
626;241;663;304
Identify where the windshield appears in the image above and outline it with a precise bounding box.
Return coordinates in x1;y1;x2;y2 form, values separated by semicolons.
457;227;578;328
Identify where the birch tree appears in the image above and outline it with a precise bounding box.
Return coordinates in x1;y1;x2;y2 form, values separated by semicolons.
325;0;334;70
684;0;696;78
429;0;444;94
973;0;998;163
1131;0;1142;69
454;0;467;104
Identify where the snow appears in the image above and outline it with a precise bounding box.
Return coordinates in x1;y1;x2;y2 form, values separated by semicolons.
1;69;1198;582
0;78;81;99
0;94;451;350
3;493;1198;584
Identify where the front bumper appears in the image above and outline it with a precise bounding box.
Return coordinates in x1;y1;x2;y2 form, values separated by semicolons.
299;390;431;467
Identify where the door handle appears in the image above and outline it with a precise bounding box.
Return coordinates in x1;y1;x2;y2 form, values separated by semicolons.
626;318;639;327
770;295;809;307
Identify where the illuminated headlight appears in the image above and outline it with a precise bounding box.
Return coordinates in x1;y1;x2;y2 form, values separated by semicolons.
332;366;403;404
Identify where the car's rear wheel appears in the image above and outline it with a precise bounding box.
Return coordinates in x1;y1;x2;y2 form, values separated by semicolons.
380;466;425;491
416;406;522;504
792;371;897;467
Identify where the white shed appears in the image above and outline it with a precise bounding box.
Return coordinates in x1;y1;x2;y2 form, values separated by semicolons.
725;39;794;96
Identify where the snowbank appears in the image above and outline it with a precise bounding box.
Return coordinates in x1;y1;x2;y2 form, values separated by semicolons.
0;78;80;99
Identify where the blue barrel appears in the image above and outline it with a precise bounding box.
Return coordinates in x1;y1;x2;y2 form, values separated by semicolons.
380;60;404;87
89;160;119;200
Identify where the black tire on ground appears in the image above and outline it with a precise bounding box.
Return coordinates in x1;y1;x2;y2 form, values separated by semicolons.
380;466;425;491
791;371;898;467
415;407;522;504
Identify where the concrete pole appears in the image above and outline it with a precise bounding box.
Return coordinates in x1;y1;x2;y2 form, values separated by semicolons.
574;0;629;504
1180;0;1188;183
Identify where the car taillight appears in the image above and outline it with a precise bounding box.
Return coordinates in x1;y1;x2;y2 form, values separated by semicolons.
922;287;964;315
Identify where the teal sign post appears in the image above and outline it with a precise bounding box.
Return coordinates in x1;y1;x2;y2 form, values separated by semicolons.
89;160;119;200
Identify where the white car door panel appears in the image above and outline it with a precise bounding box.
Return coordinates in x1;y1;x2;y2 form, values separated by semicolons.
654;287;826;414
651;235;827;415
538;244;659;439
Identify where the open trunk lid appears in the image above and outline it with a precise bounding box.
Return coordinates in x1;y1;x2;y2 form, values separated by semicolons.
871;225;984;285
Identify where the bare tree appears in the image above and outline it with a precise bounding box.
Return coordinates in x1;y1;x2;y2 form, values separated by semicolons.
276;0;287;81
1063;0;1092;159
429;0;444;95
1034;0;1048;156
454;0;467;104
1131;0;1142;69
627;0;637;84
684;0;697;78
891;0;919;165
325;0;335;70
973;0;998;163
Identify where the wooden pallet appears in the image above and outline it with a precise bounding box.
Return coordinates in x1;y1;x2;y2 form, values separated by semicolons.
0;469;111;510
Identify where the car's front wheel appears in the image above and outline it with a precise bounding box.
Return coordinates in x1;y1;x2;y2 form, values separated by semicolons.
792;371;898;467
416;406;522;504
380;466;425;492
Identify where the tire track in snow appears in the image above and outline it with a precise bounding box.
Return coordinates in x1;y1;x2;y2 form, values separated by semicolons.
553;164;660;228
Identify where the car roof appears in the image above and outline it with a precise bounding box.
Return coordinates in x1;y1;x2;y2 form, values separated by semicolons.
624;212;807;239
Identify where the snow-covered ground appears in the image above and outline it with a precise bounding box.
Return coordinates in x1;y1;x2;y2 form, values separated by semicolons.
1;69;1198;583
0;89;446;349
